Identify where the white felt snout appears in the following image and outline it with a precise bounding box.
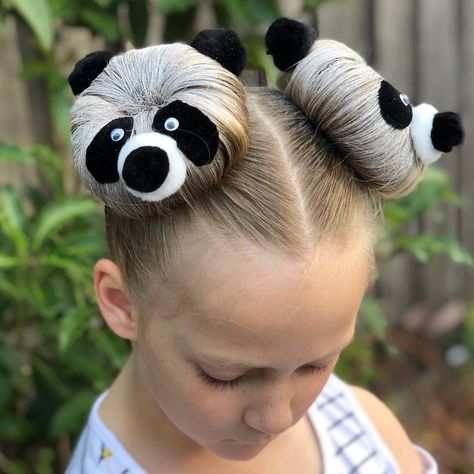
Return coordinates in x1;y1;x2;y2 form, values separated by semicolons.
410;103;441;165
117;132;186;202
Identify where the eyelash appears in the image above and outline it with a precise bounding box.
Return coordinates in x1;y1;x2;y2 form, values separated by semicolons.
197;363;331;390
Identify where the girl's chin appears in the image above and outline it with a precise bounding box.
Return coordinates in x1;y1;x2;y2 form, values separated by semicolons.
215;438;270;461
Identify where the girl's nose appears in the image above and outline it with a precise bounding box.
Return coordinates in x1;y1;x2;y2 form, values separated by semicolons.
243;387;295;436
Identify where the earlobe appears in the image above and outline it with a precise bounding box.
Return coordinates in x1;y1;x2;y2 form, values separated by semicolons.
94;258;138;341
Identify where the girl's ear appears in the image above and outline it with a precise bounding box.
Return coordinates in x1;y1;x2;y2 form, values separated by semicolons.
94;258;138;341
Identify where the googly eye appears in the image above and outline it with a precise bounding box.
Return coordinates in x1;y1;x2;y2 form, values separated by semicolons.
164;117;179;132
110;128;125;142
400;94;410;106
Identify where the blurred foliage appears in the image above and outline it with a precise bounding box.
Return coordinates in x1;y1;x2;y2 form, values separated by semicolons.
336;165;473;386
380;166;472;266
0;143;128;472
0;0;471;472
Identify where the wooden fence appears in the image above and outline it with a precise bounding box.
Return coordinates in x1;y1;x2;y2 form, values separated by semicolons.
0;0;473;322
317;0;474;322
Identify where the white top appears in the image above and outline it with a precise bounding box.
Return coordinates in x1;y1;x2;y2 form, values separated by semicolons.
66;373;438;473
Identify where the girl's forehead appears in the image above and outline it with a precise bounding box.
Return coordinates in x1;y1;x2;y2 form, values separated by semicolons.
167;239;369;355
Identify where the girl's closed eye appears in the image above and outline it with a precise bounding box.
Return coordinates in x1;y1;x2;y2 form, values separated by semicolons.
197;363;332;390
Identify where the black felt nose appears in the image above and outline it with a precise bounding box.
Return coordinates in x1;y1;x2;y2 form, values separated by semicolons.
431;112;465;153
122;146;169;193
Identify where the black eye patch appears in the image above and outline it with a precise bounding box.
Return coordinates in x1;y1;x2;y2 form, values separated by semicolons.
152;100;219;166
378;80;413;130
86;117;134;183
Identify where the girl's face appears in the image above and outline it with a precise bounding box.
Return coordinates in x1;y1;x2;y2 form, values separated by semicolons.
133;238;370;461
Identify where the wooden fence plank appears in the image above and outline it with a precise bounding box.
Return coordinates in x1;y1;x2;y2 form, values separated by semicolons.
0;17;40;199
0;18;34;147
373;0;415;97
459;0;474;300
417;0;464;307
372;0;419;322
318;0;373;61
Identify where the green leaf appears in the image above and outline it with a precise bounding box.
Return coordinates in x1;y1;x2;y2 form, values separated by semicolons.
9;0;53;52
0;347;22;375
246;0;280;21
79;6;120;41
55;230;105;257
4;459;30;474
0;372;13;411
245;36;276;85
0;186;29;259
58;307;93;352
94;0;113;7
156;0;195;15
383;165;458;231
32;198;98;252
0;413;35;442
35;447;55;474
304;0;338;9
30;144;63;171
0;253;22;269
31;144;66;198
89;328;128;369
32;356;70;399
46;0;72;18
0;142;35;163
0;274;27;300
359;295;387;339
49;389;96;436
63;347;111;384
19;58;49;80
49;80;73;146
38;255;91;283
129;0;149;47
0;3;7;23
162;5;196;42
218;0;254;22
395;234;474;265
218;0;280;24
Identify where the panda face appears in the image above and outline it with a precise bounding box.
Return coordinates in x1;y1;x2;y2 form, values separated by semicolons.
378;80;413;130
86;117;134;184
83;100;219;201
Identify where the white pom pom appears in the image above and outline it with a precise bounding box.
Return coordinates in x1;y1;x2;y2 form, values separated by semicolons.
117;132;187;202
410;103;441;165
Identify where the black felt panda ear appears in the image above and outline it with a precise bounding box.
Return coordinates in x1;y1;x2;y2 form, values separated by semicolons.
68;51;113;95
190;28;247;76
265;17;318;71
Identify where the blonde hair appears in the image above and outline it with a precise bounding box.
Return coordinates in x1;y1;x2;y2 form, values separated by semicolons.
70;37;426;312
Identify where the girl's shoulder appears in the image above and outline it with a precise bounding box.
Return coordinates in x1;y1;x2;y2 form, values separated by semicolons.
65;390;148;474
348;384;424;473
311;373;437;474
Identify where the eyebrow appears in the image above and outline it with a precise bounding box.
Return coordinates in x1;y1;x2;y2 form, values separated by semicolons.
196;336;354;371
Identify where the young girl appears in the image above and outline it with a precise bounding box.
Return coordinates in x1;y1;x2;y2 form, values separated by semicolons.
65;17;463;473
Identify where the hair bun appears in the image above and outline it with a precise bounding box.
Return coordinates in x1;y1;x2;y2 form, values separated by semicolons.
69;32;249;218
265;18;464;199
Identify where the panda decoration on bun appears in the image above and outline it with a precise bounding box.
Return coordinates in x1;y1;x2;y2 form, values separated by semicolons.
68;18;464;215
265;18;464;170
68;29;248;216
